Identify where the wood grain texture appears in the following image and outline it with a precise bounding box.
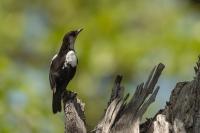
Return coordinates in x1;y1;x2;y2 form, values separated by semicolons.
61;56;200;133
141;56;200;133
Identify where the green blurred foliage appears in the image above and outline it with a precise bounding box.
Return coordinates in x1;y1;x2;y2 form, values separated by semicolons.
0;0;200;132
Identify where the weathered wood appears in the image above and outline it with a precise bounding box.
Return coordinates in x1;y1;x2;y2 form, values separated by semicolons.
93;63;165;133
62;56;200;133
62;91;86;133
93;75;127;133
141;56;200;133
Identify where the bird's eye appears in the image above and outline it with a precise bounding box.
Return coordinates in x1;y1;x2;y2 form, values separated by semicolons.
72;32;76;37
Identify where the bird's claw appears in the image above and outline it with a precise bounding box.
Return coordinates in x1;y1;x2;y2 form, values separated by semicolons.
62;90;77;102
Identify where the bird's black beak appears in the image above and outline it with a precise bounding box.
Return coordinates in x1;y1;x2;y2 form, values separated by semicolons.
76;28;83;35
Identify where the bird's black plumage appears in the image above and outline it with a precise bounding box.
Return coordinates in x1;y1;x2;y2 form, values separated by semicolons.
49;29;83;114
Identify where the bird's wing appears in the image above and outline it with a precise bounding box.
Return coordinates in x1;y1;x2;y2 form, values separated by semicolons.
49;64;57;93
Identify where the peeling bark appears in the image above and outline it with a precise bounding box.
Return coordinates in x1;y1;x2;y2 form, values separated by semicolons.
62;91;86;133
61;56;200;133
141;56;200;133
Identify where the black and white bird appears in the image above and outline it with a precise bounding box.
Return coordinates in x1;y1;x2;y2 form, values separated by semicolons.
49;29;83;114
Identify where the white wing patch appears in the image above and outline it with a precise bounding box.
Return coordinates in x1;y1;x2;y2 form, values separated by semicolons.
50;54;57;65
52;54;58;61
64;50;77;68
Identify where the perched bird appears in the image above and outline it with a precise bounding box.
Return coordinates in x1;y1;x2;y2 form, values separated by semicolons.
49;29;83;114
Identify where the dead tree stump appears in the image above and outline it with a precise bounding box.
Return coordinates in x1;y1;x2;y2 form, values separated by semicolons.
61;56;200;133
140;56;200;133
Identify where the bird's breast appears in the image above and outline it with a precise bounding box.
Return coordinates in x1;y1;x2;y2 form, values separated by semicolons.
64;50;77;68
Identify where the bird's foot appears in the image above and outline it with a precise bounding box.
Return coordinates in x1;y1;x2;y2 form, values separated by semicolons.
62;90;77;101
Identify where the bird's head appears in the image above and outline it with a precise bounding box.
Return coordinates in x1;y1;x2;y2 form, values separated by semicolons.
63;28;83;50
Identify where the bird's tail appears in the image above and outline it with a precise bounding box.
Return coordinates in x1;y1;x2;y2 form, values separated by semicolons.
52;91;62;114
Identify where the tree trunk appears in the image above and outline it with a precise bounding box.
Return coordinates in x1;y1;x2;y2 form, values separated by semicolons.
62;56;200;133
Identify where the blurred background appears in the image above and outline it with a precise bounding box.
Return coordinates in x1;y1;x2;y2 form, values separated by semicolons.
1;0;200;132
